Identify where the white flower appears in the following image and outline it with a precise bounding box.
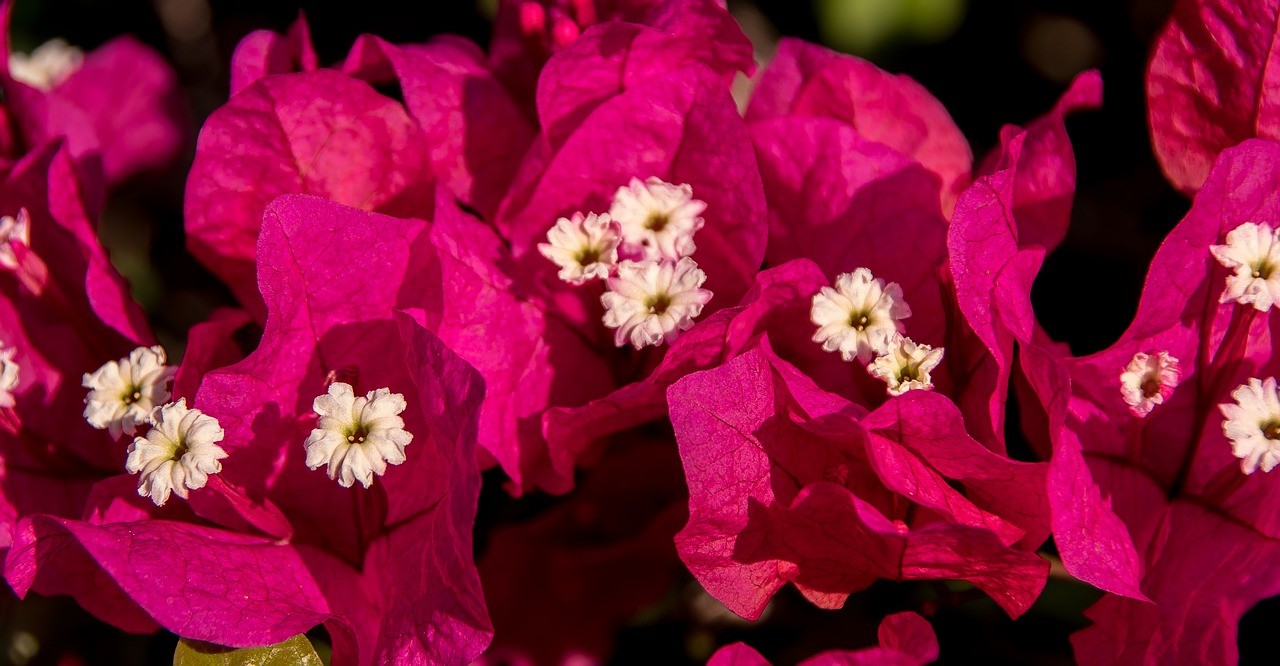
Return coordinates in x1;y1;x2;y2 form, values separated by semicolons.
304;382;413;489
1210;222;1280;311
601;257;713;349
1119;350;1181;418
537;211;620;283
811;268;911;363
1220;377;1280;475
9;38;83;91
125;399;227;506
83;346;177;439
0;209;31;271
868;336;944;396
0;345;18;409
608;177;706;260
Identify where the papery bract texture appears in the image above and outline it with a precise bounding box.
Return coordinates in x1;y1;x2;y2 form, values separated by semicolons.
1044;141;1280;663
672;344;1049;621
749;115;948;351
499;64;767;313
536;12;752;151
229;15;318;96
8;195;492;665
1072;503;1280;665
976;69;1101;253
184;68;434;319
951;113;1146;599
429;192;613;494
0;142;154;550
342;34;534;221
490;0;749;108
1147;0;1280;194
746;38;971;215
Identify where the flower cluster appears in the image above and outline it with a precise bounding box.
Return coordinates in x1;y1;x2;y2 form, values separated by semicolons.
4;0;1280;664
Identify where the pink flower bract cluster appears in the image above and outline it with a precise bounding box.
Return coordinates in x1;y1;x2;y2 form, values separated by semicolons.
6;0;1280;664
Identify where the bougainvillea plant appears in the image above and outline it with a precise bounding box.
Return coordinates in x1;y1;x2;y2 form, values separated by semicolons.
4;0;1280;663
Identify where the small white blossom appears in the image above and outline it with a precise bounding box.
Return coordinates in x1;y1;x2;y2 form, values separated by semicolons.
0;344;18;408
811;268;911;363
868;336;944;396
601;257;713;349
126;399;227;506
1210;222;1280;311
608;177;706;260
0;209;31;271
1221;377;1280;475
304;382;413;489
1119;351;1181;418
537;211;620;284
83;346;176;439
9;39;83;91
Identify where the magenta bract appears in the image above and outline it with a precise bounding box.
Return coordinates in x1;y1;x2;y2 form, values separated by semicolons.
672;343;1049;620
747;38;972;216
8;195;492;664
184;68;434;320
1147;0;1280;194
0;1;185;189
1025;140;1280;662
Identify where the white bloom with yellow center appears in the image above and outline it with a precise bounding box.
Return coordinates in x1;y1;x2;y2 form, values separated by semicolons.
811;268;911;363
304;382;413;489
0;209;31;271
601;257;712;349
537;211;620;284
1210;222;1280;312
126;399;227;506
608;177;706;261
83;346;176;439
868;336;944;396
1221;377;1280;475
0;345;18;409
9;39;84;91
1119;350;1181;418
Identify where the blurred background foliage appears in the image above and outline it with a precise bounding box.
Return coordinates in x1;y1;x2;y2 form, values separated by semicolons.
5;0;1273;664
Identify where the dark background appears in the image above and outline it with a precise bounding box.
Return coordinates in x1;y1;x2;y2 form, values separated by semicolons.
3;0;1269;664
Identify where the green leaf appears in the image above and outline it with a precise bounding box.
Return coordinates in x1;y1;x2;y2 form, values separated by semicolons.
173;634;323;666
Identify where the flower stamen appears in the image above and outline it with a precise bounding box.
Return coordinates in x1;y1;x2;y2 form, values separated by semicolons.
0;344;18;409
125;399;227;506
83;346;176;439
304;382;413;488
868;336;944;396
811;268;911;363
1210;222;1280;311
1220;377;1280;474
609;177;706;261
601;258;712;349
538;212;620;284
1120;351;1181;418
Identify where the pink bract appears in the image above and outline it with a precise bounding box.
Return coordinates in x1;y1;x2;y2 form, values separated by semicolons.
1147;0;1280;194
1024;140;1280;662
229;15;319;96
747;38;972;216
0;141;153;548
0;1;185;189
671;343;1049;621
7;195;492;664
184;68;435;320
